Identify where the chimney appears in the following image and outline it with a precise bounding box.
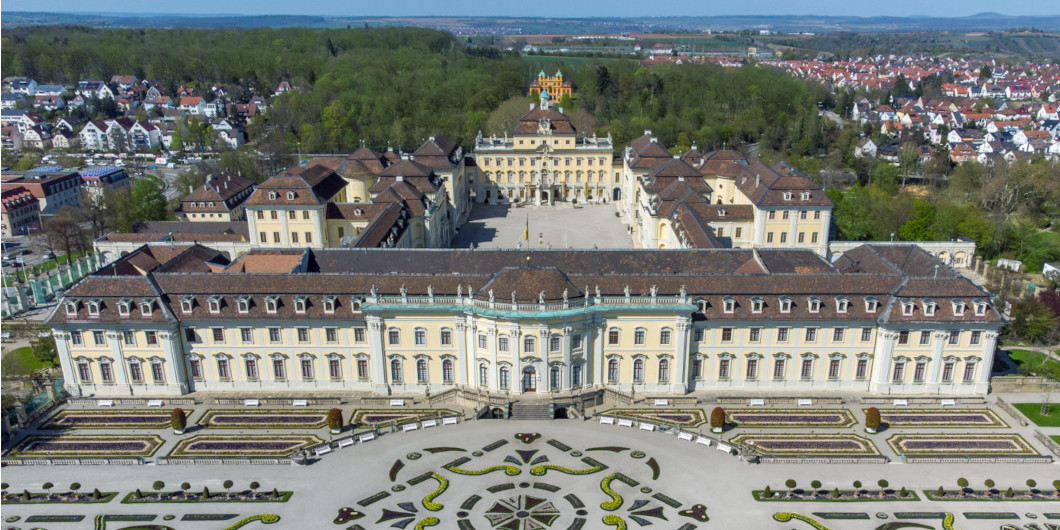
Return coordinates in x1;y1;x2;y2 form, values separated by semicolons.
530;103;535;111
558;107;563;114
644;129;652;136
396;176;404;182
188;185;193;194
673;154;680;159
429;135;435;142
755;174;760;188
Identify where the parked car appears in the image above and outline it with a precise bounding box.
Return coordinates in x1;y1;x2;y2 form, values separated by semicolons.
42;251;56;260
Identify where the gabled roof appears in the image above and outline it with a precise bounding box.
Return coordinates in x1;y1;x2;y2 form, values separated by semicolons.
246;165;346;206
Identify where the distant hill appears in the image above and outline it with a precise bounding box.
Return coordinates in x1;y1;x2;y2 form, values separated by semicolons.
3;11;1059;32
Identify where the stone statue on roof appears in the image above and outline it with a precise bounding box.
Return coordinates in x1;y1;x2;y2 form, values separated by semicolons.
624;286;631;297
512;291;518;305
457;284;462;297
650;285;658;297
370;285;378;297
562;289;568;302
539;291;546;304
488;289;494;303
399;285;407;297
427;284;433;297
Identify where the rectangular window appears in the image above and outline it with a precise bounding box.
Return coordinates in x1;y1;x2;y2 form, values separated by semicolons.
735;227;742;238
919;331;931;345
246;359;258;380
478;334;488;349
768;211;776;220
301;359;313;379
129;363;144;383
212;328;225;343
354;328;366;343
766;232;774;243
241;328;253;343
441;330;453;346
291;232;299;244
898;331;909;345
693;328;704;342
633;362;644;382
800;210;808;220
218;359;231;379
550;336;561;352
71;331;83;345
303;211;310;220
415;330;426;345
913;362;926;382
718;359;730;379
861;327;873;342
716;228;724;238
101;363;114;383
288;210;296;220
189;359;202;379
273;359;286;379
749;327;761;342
572;334;583;349
297;327;310;343
329;359;341;379
892;363;905;382
811;232;819;243
798;232;805;243
660;329;671;345
801;359;814;379
721;328;733;342
325;328;337;343
948;331;960;345
185;328;197;343
814;210;822;220
805;328;817;342
93;331;106;346
691;359;703;379
389;330;400;345
773;359;786;379
498;336;509;352
777;327;790;342
782;211;790;220
970;330;982;345
123;330;136;346
608;330;619;345
634;330;645;345
941;362;955;382
357;360;369;379
746;359;759;379
780;232;788;244
259;232;267;243
145;331;158;346
270;211;278;220
962;364;976;383
855;359;868;379
269;328;282;343
832;328;845;342
272;232;280;243
78;363;92;383
828;359;841;379
151;363;165;383
305;232;312;243
256;210;264;219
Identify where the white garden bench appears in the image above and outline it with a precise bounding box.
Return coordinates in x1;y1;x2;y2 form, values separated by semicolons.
442;417;458;426
315;446;332;456
337;438;355;448
147;400;164;407
695;436;712;447
717;443;733;454
98;400;115;407
292;399;308;407
599;416;615;426
798;399;813;407
653;398;669;407
402;423;418;433
422;419;437;429
893;399;909;407
940;399;956;407
359;432;376;443
617;418;634;428
749;398;765;407
244;399;260;407
639;423;656;432
677;431;695;442
390;399;405;407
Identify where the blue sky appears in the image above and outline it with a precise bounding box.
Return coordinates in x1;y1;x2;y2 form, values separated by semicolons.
2;0;1056;17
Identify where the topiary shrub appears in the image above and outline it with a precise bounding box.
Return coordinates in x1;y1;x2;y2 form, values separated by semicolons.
202;486;210;500
830;488;840;499
270;488;279;500
937;486;944;497
170;408;187;433
327;408;343;432
92;488;102;500
1005;487;1014;498
864;407;881;432
810;480;822;495
853;480;862;498
22;490;31;501
763;485;772;498
900;486;909;497
877;480;888;498
957;478;969;497
1026;479;1037;491
985;479;995;490
134;488;143;499
710;407;725;432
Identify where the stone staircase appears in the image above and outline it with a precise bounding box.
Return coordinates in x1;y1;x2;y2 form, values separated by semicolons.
509;400;553;420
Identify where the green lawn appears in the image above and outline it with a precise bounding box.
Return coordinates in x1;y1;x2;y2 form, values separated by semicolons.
1;346;52;376
1053;435;1060;445
1007;349;1060;375
1013;402;1060;427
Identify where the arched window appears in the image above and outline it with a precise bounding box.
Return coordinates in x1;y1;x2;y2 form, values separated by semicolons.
479;364;489;386
524;335;536;354
391;359;403;383
550;365;560;389
633;359;644;382
442;359;454;383
416;359;428;383
499;366;510;390
658;359;670;383
607;359;619;383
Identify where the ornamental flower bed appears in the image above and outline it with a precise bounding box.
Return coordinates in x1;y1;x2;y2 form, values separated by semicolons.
197;409;330;429
2;491;118;504
122;490;292;503
168;434;323;457
754;489;918;502
729;433;881;456
887;434;1039;456
727;408;856;428
923;489;1060;501
43;410;188;430
870;408;1007;428
597;408;706;427
349;408;460;427
8;434;165;457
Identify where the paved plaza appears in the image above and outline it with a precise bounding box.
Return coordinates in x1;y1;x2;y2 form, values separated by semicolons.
2;396;1060;529
452;202;634;249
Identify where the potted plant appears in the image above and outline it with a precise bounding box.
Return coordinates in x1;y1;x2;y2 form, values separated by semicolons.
710;407;725;433
864;407;881;433
327;408;343;435
170;408;187;435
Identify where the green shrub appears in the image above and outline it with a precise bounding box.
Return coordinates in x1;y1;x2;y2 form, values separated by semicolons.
937;486;944;496
1005;487;1014;498
710;407;725;429
763;485;772;497
327;408;343;431
92;488;102;500
830;488;840;499
170;408;187;431
865;407;881;430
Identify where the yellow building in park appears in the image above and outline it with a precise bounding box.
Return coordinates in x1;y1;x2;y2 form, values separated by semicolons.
528;70;572;101
49;243;1001;399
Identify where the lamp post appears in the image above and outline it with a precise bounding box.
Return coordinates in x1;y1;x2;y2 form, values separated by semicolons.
890;232;895;243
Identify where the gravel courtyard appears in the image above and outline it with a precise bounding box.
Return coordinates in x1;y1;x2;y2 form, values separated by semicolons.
452;203;634;249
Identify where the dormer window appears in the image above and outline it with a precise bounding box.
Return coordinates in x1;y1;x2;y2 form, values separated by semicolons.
323;296;336;314
65;299;79;316
265;296;278;314
836;297;849;313
901;299;915;316
801;191;810;201
286;191;295;200
268;191;277;200
923;299;937;317
952;299;967;316
294;296;307;314
722;296;735;314
697;299;708;313
237;296;250;314
718;208;726;217
865;297;879;313
139;300;153;317
779;296;792;314
180;296;194;314
86;299;101;316
783;191;793;201
808;297;821;313
750;296;764;313
974;299;988;316
208;296;222;314
354;208;363;216
351;298;362;312
117;299;131;316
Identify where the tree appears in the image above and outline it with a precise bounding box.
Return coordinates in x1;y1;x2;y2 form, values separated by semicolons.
1008;296;1059;346
958;477;969;497
979;65;992;80
92;488;102;500
830;487;840;499
877;479;889;498
486;96;531;137
864;407;881;432
180;482;191;498
30;326;57;365
170;408;187;432
762;485;772;498
937;485;945;497
898;200;935;241
44;206;85;260
899;142;919;188
202;486;211;500
985;479;995;490
152;480;165;498
327;408;343;432
785;479;796;496
710;407;725;431
250;481;260;496
224;480;234;497
1053;479;1060;497
130;176;169;223
70;482;81;498
872;163;899;195
810;480;822;495
77;189;110;238
42;481;54;498
853;480;862;498
1027;479;1037;490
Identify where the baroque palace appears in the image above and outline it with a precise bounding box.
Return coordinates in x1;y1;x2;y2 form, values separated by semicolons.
58;75;1000;400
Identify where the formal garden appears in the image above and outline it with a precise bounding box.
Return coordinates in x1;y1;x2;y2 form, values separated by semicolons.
196;409;331;429
595;408;706;428
1;482;116;504
6;434;165;457
729;433;882;456
167;434;323;457
726;408;857;428
755;479;919;501
42;409;188;430
886;434;1040;457
120;480;291;503
349;408;460;428
871;408;1007;428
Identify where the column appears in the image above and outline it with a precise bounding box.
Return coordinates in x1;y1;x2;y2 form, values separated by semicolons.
927;331;949;394
107;331;130;392
454;320;468;386
977;331;999;394
593;318;605;386
539;328;549;392
869;330;897;394
366;317;388;394
488;326;499;392
561;326;573;391
512;329;522;395
673;318;690;394
160;329;189;395
54;332;80;396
